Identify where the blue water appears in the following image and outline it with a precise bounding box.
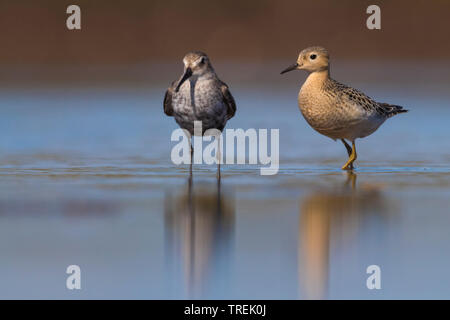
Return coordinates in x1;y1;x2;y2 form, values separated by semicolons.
0;86;449;299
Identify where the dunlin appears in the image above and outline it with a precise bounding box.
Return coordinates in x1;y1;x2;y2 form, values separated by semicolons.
164;51;236;174
281;46;407;170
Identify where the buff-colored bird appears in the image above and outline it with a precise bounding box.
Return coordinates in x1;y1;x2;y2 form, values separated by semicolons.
281;46;407;170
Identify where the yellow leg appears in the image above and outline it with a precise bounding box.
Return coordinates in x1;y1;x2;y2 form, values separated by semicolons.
341;139;352;157
341;141;357;170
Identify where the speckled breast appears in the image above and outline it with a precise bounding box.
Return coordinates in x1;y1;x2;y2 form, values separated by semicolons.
298;88;383;141
298;89;343;133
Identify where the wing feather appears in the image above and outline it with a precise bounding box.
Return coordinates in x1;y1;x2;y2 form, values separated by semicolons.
219;81;236;120
330;79;407;118
163;81;176;116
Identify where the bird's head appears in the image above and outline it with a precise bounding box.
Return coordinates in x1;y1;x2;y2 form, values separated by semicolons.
176;51;213;92
281;46;330;74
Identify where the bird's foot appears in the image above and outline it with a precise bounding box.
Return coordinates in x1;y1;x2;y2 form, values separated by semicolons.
341;161;355;171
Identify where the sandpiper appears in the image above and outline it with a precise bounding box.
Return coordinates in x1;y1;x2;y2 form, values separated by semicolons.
281;46;407;170
164;51;236;174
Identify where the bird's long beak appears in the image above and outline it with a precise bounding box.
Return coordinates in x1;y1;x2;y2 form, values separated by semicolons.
175;67;193;92
280;63;299;75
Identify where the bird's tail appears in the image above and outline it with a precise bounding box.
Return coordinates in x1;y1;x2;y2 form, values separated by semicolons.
379;103;408;118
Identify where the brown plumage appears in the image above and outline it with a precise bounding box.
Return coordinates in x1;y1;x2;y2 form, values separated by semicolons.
281;46;408;170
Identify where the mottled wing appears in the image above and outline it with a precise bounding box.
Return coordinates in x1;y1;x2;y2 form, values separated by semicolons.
377;102;408;118
163;81;176;116
219;81;236;120
332;79;405;117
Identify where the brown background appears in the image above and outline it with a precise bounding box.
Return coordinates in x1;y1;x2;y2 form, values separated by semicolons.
0;0;448;86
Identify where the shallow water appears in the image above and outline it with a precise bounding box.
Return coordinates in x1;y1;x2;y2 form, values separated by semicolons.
0;86;449;299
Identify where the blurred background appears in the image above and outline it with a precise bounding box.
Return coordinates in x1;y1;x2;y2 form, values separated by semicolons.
0;0;450;299
0;0;449;88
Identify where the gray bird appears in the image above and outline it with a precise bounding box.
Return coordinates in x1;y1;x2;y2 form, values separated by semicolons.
164;51;236;175
281;46;407;170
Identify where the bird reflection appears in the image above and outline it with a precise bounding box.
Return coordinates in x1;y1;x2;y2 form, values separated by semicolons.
164;175;234;298
298;171;387;299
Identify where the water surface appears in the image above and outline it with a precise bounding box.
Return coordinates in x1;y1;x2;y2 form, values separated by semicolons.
0;86;449;299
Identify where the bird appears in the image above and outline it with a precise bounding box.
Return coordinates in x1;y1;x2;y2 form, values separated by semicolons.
164;51;236;175
281;46;407;170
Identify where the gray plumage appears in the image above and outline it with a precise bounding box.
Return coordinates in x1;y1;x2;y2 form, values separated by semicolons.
164;51;236;135
281;46;408;169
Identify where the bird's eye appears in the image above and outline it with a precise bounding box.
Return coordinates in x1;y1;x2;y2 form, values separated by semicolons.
310;54;317;60
200;57;206;64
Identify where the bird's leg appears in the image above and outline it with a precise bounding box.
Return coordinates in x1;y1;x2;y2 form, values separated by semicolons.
341;139;354;170
190;140;193;176
342;141;357;170
341;139;352;157
216;134;221;180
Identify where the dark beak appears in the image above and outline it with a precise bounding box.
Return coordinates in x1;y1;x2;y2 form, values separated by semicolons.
175;67;193;92
280;63;299;75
